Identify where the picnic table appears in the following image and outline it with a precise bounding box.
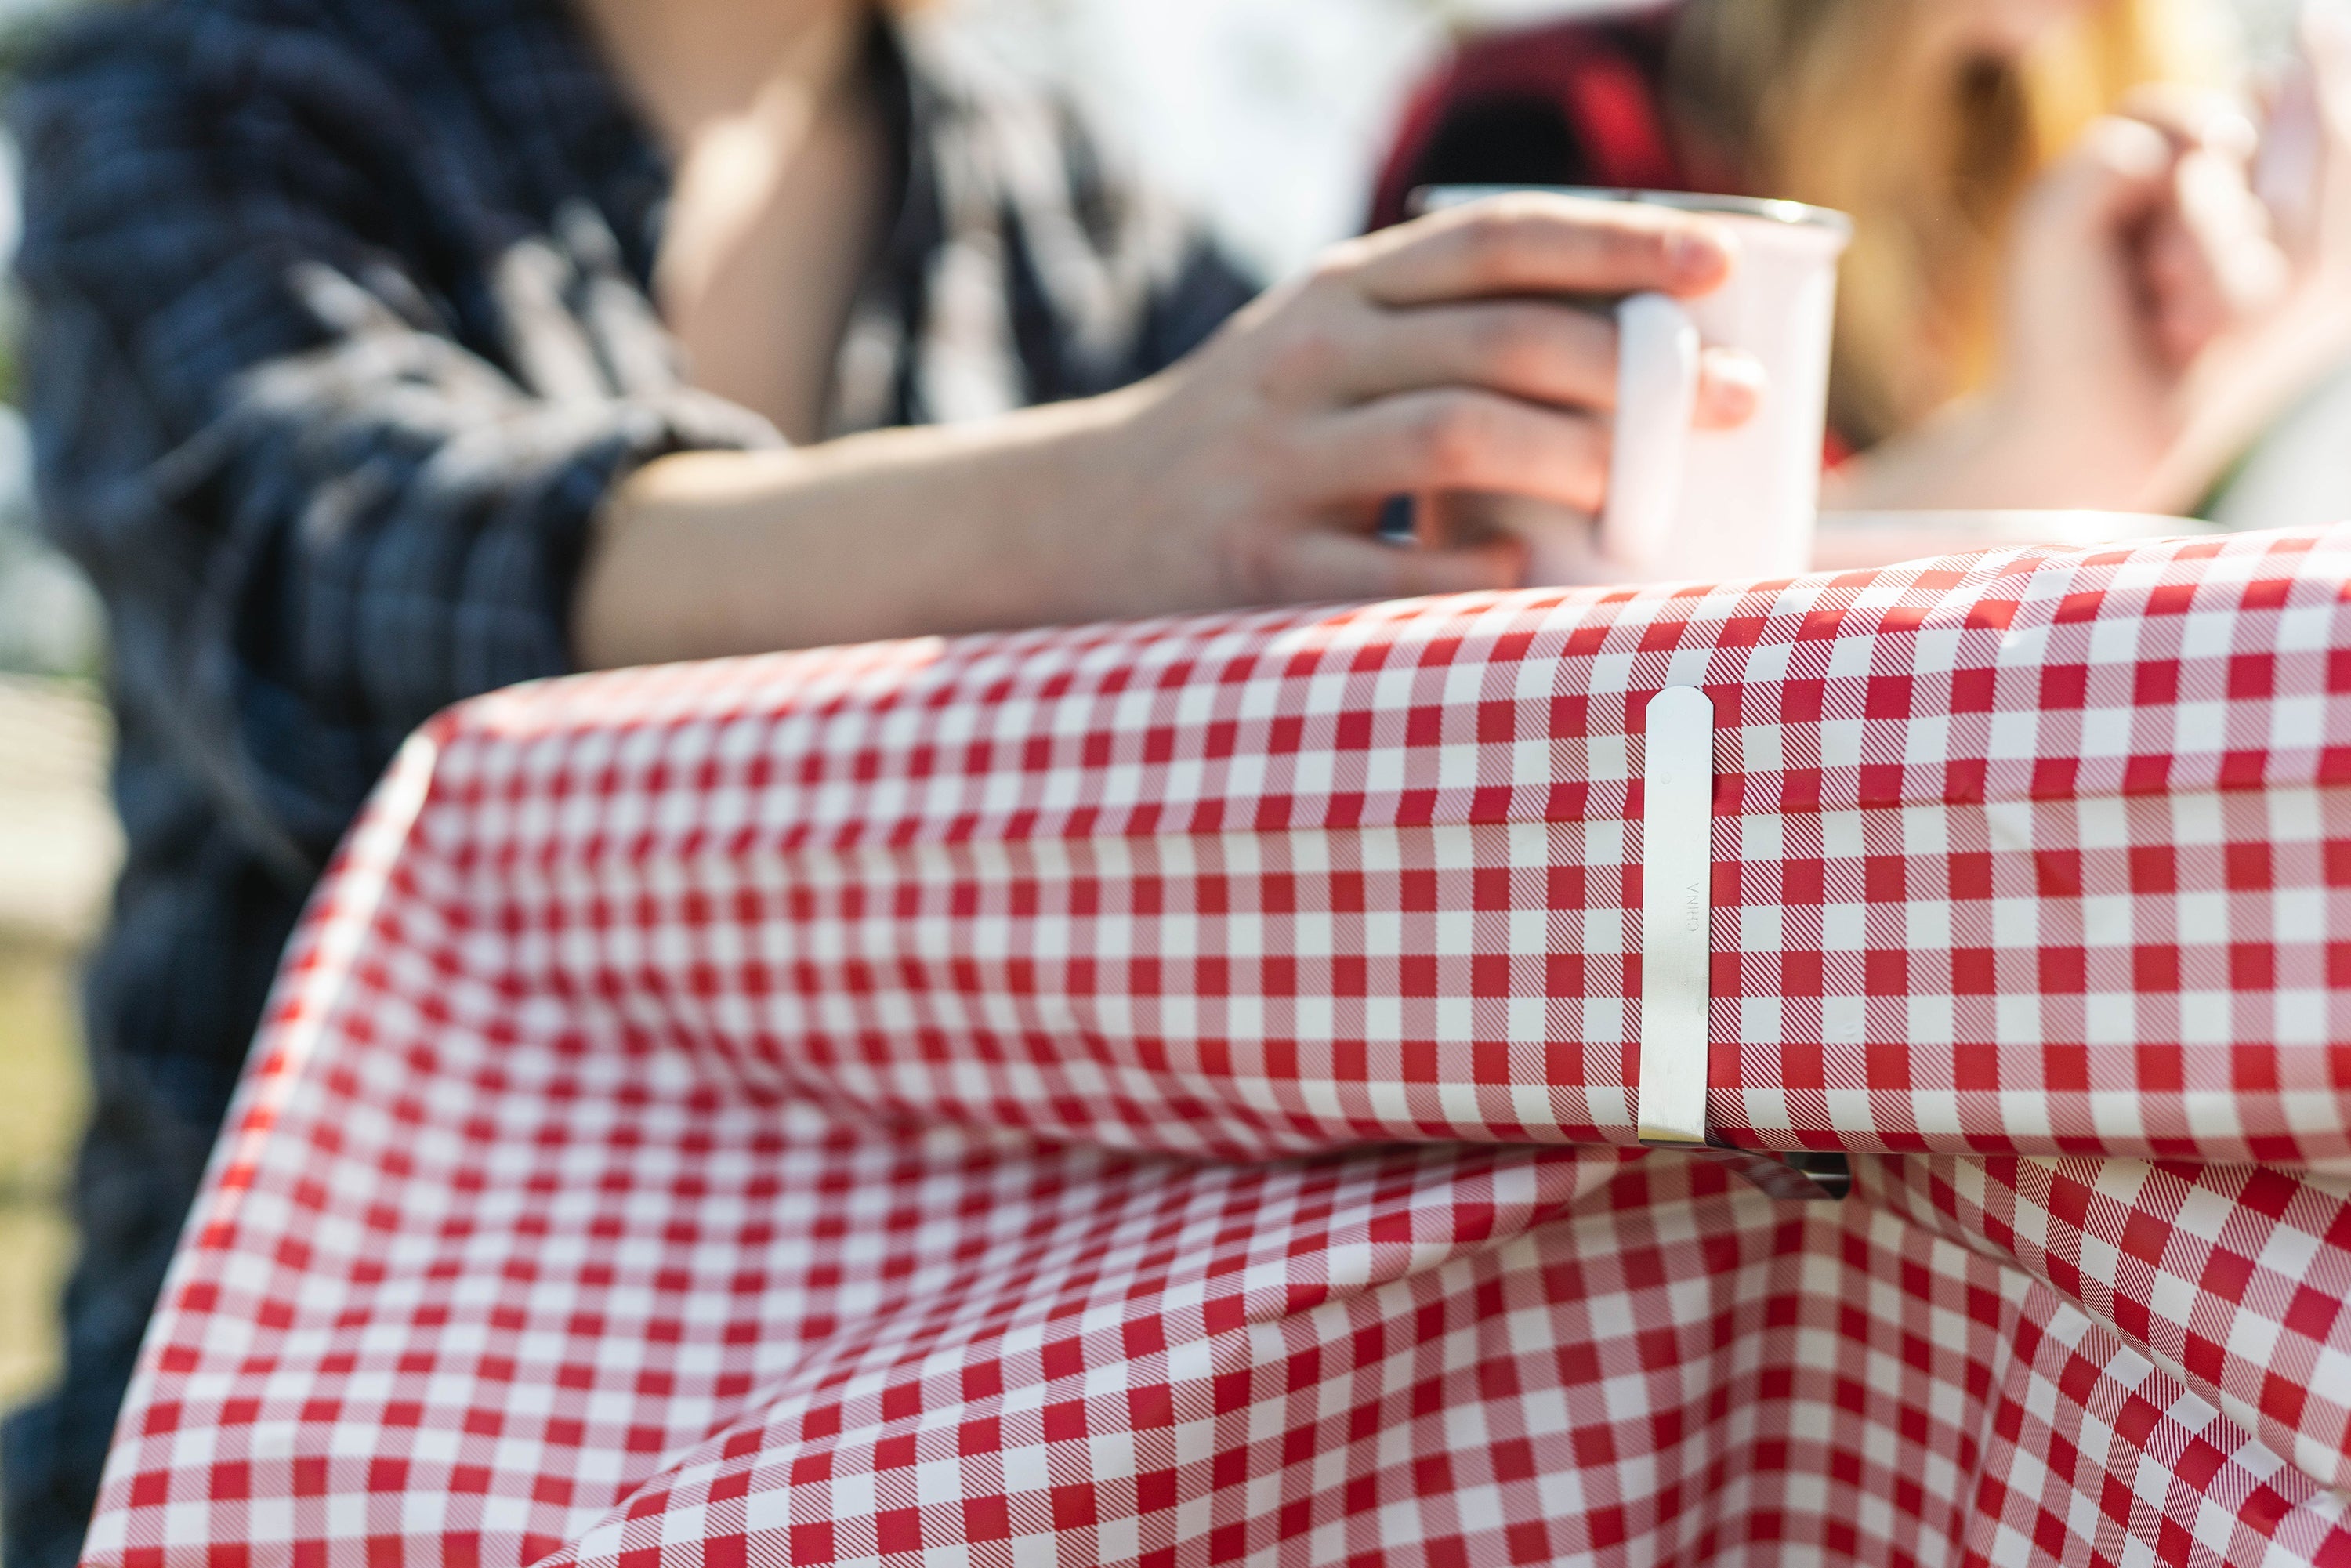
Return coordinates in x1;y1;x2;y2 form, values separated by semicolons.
83;527;2351;1567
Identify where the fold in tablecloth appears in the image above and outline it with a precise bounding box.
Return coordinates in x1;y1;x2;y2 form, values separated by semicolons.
87;529;2351;1568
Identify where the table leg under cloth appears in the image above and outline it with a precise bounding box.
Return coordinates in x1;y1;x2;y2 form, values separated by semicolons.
83;529;2351;1566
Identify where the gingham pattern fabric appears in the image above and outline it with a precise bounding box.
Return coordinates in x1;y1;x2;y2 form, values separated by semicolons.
85;527;2351;1567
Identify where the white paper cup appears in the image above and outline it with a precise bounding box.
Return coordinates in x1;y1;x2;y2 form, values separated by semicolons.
1415;186;1852;585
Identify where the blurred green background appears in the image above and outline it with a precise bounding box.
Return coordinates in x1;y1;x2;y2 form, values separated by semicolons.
0;0;107;1505
0;681;103;1414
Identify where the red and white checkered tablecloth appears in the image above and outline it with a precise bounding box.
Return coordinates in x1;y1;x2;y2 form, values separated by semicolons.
86;528;2351;1568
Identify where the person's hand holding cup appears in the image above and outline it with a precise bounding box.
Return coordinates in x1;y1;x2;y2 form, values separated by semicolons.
1098;190;1773;607
1406;186;1850;588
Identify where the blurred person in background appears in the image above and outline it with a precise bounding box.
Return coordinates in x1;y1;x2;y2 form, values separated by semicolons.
0;0;1778;1559
1371;0;2351;522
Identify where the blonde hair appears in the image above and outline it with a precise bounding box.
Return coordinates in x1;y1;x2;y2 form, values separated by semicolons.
1666;0;2212;447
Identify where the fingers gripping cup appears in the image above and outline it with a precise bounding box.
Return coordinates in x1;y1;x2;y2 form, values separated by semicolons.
1417;187;1853;584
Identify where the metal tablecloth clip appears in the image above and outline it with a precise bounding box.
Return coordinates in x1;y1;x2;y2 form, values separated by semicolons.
1636;686;1849;1201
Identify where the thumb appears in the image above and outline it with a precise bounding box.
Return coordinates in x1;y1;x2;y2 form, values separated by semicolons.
2022;116;2177;244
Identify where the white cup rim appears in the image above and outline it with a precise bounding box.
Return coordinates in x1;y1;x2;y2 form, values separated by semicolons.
1413;183;1854;239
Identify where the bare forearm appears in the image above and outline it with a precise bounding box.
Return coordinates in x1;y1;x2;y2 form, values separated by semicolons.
573;388;1179;667
1823;397;2163;513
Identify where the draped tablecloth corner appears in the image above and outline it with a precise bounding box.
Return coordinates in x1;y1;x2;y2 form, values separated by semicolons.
84;527;2351;1568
